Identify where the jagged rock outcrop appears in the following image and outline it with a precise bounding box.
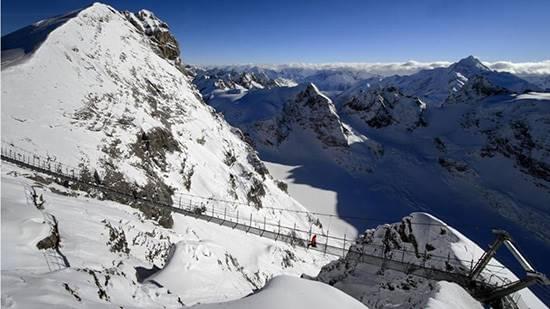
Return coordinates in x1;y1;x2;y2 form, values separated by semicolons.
124;10;181;64
342;86;427;131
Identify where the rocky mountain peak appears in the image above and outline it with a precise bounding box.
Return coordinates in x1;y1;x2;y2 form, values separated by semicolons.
280;83;349;147
123;8;181;64
449;55;491;76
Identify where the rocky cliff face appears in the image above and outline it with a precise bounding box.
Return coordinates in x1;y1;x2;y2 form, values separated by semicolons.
280;83;350;147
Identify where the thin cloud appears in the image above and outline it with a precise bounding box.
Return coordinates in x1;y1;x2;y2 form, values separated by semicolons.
205;60;550;77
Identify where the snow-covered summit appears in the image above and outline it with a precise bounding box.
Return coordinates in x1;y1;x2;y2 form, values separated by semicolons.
379;56;540;105
1;2;316;228
448;55;491;75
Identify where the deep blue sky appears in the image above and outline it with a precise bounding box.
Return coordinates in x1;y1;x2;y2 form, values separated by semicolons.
2;0;549;64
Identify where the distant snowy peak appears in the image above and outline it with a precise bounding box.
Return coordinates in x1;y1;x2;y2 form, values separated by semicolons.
381;56;540;106
448;55;491;76
282;83;349;147
342;86;427;131
193;69;297;100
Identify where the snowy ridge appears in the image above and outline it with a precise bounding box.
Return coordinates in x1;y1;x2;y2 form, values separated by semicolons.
378;56;540;106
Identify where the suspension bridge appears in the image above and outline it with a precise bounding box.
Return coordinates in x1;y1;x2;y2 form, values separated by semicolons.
1;142;548;308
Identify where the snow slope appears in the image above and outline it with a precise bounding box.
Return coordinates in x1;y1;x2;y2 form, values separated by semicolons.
192;275;368;309
1;162;333;307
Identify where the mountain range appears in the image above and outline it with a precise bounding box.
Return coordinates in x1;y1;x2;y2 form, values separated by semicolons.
1;3;549;308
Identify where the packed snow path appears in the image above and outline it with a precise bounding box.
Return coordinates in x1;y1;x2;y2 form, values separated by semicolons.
2;142;546;306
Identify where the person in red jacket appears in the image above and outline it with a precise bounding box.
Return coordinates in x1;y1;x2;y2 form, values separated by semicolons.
308;234;317;248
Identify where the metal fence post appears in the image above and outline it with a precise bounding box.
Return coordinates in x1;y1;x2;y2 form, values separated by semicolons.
307;225;312;249
342;234;346;257
276;220;280;241
324;230;329;255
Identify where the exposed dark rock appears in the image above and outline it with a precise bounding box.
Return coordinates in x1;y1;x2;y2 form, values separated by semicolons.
246;177;266;209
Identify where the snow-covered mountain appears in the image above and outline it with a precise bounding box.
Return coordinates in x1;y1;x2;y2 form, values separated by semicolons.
520;74;550;91
195;65;383;97
2;2;549;308
375;56;540;106
194;58;547;103
198;60;550;306
1;2;317;229
193;68;297;95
